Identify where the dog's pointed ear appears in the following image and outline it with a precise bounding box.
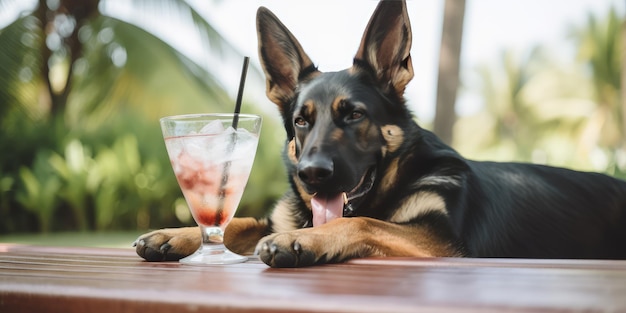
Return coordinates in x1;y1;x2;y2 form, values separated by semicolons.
354;0;413;99
257;7;319;113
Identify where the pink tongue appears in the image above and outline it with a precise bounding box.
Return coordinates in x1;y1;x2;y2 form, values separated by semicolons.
311;193;344;227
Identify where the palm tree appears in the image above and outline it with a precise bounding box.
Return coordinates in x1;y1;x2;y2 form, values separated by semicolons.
434;0;466;145
0;0;238;124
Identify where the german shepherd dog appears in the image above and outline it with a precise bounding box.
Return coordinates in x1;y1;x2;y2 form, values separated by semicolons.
135;0;626;267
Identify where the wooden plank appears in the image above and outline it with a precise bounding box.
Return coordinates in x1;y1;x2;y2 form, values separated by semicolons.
1;244;625;312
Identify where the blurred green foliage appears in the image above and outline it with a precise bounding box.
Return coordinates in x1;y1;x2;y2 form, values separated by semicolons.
0;0;287;234
454;7;625;180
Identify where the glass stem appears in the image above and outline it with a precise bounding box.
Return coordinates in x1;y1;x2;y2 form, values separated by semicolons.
200;225;226;252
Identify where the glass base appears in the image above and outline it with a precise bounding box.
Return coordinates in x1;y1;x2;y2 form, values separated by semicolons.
179;243;247;266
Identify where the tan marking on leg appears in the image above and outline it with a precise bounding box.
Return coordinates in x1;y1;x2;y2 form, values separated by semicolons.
134;227;201;261
224;217;269;255
257;217;462;267
390;191;447;223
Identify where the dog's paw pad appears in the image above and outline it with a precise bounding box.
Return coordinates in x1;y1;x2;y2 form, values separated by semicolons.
134;229;198;262
258;237;317;268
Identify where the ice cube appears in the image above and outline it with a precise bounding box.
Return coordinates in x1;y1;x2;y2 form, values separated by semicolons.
200;120;225;135
233;129;259;158
184;135;211;161
184;123;228;163
205;126;235;162
164;137;184;160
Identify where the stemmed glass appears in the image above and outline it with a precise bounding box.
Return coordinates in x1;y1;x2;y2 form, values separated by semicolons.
160;113;262;265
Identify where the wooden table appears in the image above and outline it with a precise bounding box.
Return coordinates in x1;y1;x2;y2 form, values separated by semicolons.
1;244;625;312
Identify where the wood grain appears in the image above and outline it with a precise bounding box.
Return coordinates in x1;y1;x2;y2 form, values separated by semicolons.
1;244;625;312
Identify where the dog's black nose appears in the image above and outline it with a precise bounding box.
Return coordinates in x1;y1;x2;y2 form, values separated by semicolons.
298;158;334;186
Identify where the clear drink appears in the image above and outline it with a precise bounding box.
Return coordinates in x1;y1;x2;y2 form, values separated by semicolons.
160;114;262;265
164;129;258;229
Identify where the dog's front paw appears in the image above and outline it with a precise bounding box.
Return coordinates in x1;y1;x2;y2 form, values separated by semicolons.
256;232;320;268
134;227;200;261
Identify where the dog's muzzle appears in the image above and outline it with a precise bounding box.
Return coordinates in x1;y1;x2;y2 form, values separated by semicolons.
309;166;377;226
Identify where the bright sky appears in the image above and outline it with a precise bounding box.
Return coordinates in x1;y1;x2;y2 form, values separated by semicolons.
183;0;625;122
3;0;624;122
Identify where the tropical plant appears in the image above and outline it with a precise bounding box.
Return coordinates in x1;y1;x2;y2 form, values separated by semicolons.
570;6;624;176
15;150;62;233
0;0;237;119
454;6;624;178
454;48;548;162
0;0;287;233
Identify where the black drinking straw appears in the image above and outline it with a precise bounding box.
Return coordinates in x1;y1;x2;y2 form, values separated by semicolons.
232;56;250;129
215;56;250;227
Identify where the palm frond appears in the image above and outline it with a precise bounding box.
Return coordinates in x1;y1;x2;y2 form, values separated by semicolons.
100;0;241;68
0;14;44;125
66;15;234;128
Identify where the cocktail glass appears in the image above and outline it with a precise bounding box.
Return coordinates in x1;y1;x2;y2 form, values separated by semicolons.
160;113;262;265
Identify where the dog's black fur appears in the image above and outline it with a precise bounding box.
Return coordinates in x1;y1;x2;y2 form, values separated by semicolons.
135;0;626;267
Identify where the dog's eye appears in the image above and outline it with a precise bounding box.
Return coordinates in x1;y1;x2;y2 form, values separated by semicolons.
294;117;307;127
347;110;364;121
